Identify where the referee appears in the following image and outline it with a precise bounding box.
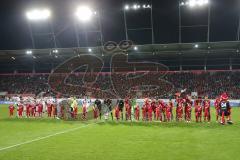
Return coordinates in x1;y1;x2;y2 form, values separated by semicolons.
117;99;124;120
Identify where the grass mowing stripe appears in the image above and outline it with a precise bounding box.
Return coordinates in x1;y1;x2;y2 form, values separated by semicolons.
0;122;100;152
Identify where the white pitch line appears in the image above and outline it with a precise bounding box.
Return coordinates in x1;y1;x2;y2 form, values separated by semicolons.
0;122;99;152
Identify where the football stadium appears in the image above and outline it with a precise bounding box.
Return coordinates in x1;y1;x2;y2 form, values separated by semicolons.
0;0;240;160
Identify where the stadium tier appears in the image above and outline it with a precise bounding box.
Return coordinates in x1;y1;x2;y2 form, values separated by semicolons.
0;71;240;99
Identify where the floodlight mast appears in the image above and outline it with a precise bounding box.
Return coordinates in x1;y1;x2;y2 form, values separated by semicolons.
123;2;155;44
178;0;210;43
26;8;57;49
74;5;104;50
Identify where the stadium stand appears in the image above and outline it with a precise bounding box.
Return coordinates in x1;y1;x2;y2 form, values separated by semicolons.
0;71;239;99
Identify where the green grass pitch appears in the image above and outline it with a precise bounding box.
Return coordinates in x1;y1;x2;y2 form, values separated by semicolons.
0;104;239;160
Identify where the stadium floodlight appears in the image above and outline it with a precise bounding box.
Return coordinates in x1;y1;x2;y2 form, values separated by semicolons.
52;49;58;53
134;46;138;51
124;5;130;10
181;0;209;7
26;9;51;21
189;0;197;7
125;3;151;11
180;2;185;6
133;4;138;10
88;48;92;52
26;50;33;55
75;6;94;22
194;44;199;48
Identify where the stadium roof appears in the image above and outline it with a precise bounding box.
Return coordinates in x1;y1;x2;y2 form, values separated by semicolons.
0;41;240;59
0;41;240;73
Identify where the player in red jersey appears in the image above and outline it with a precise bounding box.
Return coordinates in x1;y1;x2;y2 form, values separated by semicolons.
17;103;24;118
115;106;120;121
151;99;156;120
166;103;172;122
148;102;153;121
93;103;99;120
37;102;43;117
31;103;36;117
195;101;202;122
26;103;31;117
125;99;132;121
185;96;192;122
82;103;87;120
203;96;211;122
134;103;140;121
52;104;57;118
214;97;220;122
176;98;184;121
169;100;174;121
72;105;77;119
9;104;15;117
155;103;162;122
124;98;130;120
142;103;147;121
47;103;52;117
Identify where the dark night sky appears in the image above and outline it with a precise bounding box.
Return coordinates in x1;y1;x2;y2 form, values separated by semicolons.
0;0;239;50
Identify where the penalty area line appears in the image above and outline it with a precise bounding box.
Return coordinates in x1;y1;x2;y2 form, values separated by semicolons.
0;122;100;152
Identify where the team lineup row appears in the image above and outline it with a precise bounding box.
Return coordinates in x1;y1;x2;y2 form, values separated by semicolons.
7;93;233;125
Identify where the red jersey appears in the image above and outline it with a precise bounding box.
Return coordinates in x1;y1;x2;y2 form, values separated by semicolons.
124;99;129;106
52;105;57;115
203;100;210;112
195;105;202;113
166;105;171;113
9;105;15;112
166;105;172;120
169;101;174;111
151;101;156;112
148;104;152;113
135;105;140;113
47;104;52;112
115;106;120;119
26;104;30;112
176;100;183;113
82;105;87;113
214;99;220;110
38;104;43;112
17;105;24;112
156;105;161;114
194;99;202;107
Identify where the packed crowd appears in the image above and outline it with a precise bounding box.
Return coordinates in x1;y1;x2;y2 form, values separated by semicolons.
0;71;240;99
